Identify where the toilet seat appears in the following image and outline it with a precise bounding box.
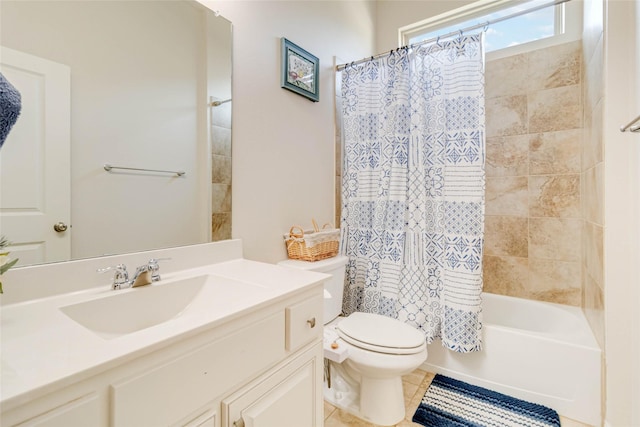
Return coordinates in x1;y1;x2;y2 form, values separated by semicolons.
336;312;425;355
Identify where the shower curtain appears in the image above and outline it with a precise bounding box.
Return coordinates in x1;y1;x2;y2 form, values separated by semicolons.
339;34;485;352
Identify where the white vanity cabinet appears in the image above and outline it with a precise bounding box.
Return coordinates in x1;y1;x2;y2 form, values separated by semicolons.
1;286;324;427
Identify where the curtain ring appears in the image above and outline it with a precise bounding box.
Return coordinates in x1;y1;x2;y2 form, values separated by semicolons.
459;29;464;37
483;22;489;32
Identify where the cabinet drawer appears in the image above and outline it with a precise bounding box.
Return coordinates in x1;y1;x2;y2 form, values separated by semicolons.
285;294;323;352
111;312;285;427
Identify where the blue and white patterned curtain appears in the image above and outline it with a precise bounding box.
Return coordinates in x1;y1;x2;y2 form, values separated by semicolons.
339;34;485;353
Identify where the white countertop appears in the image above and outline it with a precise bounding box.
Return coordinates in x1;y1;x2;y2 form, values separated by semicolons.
0;257;328;410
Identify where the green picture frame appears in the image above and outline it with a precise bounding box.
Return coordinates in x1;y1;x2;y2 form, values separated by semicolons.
281;38;319;102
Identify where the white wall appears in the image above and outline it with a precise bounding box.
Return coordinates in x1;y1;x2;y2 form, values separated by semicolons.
603;1;640;424
375;0;475;52
1;1;213;259
198;0;377;263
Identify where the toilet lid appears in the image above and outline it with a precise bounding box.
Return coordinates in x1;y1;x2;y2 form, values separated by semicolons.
336;312;425;355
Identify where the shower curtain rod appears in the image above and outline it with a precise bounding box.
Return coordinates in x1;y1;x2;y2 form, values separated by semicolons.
336;0;571;71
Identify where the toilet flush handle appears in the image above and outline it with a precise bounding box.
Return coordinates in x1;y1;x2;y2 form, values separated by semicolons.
307;317;316;328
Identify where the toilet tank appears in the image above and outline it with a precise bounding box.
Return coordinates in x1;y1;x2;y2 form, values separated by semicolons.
278;255;348;325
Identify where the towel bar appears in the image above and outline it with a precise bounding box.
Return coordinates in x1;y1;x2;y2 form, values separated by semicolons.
104;164;185;177
620;114;640;132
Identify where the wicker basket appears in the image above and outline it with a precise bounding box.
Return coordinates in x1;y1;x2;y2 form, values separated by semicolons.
284;222;339;262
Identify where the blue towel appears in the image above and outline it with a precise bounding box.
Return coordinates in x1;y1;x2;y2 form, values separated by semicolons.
0;72;22;149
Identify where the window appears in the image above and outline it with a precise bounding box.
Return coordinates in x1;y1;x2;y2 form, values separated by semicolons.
400;0;581;59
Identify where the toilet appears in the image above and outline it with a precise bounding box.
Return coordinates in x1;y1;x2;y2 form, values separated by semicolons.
278;255;427;426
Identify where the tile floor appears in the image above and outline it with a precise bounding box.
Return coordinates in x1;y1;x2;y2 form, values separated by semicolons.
323;369;594;427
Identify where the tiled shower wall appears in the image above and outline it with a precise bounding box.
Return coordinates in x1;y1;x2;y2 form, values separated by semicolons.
211;100;232;241
483;40;583;306
335;40;584;307
582;0;605;348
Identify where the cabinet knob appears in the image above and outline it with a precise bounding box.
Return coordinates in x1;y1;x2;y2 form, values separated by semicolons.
233;418;245;427
307;317;316;328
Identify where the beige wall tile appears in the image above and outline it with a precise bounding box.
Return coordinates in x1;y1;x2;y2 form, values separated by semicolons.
529;217;581;261
584;272;605;348
485;53;528;99
212;125;232;156
211;183;231;213
583;221;604;286
485;95;528;137
583;163;604;225
482;255;529;297
486;135;529;177
211;212;231;241
528;258;581;306
585;35;604;113
529;174;581;218
211;99;232;241
484;216;528;257
584;99;604;170
482;41;585;307
527;40;582;92
529;129;582;175
486;176;528;216
212;154;231;184
528;85;582;133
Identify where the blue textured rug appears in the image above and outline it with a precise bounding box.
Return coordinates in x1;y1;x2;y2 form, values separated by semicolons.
412;374;561;427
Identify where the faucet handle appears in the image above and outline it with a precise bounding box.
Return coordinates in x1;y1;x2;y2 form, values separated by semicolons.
148;258;171;282
97;264;129;290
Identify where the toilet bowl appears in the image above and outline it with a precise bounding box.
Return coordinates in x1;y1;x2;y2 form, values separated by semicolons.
278;256;427;426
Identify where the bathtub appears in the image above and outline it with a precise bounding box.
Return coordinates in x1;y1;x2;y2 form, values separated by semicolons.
423;293;601;426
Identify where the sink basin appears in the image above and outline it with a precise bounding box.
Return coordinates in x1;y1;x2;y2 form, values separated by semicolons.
60;275;208;339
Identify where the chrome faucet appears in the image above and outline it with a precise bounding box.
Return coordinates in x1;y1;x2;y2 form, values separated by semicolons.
97;264;130;290
98;258;169;290
130;263;153;288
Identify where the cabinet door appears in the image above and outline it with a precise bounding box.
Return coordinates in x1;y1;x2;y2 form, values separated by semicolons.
242;362;314;427
224;344;321;427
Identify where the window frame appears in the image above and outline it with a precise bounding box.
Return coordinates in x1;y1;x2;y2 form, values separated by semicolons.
399;0;582;61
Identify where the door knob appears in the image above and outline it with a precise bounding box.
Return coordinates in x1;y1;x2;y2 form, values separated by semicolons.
53;222;68;232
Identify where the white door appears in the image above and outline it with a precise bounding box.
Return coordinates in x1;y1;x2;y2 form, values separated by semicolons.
0;47;71;266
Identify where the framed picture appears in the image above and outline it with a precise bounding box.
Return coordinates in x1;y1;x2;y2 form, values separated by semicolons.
281;38;319;102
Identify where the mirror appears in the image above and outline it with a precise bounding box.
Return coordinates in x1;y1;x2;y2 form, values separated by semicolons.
0;0;232;267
